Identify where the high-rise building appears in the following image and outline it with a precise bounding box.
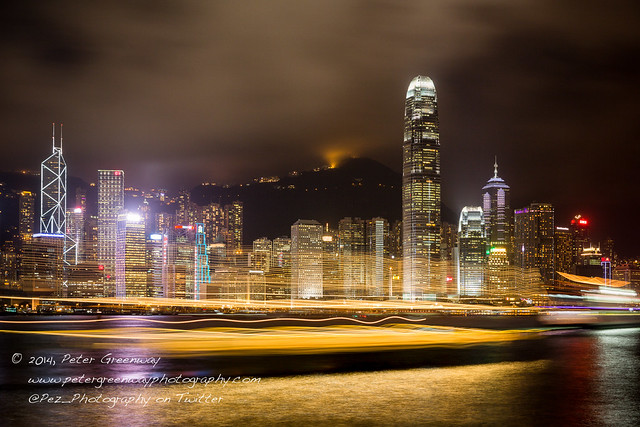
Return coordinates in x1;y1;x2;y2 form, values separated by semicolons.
457;207;486;297
115;212;146;298
366;217;389;298
167;224;196;299
291;220;323;299
514;203;554;283
194;222;210;300
251;237;272;273
146;232;166;298
482;158;512;253
338;217;365;298
40;124;67;236
402;75;441;300
18;191;35;244
66;207;84;265
554;226;573;275
224;201;243;255
570;215;590;270
98;169;124;294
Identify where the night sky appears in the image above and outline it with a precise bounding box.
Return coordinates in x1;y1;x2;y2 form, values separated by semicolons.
1;1;639;255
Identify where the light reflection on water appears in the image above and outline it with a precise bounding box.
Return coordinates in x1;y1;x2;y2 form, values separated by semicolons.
2;321;640;426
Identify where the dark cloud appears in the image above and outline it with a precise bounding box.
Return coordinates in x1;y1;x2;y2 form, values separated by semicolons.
1;0;639;254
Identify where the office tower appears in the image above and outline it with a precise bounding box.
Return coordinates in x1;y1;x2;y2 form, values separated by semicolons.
165;224;197;299
202;203;225;243
554;226;573;276
482;158;512;252
389;220;402;259
18;191;35;244
457;207;486;297
570;215;590;269
251;237;272;273
514;203;554;283
146;232;166;298
321;226;340;298
272;236;292;269
21;234;64;296
291;220;323;299
194;223;210;300
366;217;389;298
40;124;67;236
440;221;458;294
402;75;441;300
115;212;146;298
66;207;84;264
269;236;292;299
224;201;243;255
338;217;365;298
176;190;195;225
98;169;124;293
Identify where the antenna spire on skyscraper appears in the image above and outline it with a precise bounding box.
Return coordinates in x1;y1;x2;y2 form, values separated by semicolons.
494;156;498;179
52;122;55;151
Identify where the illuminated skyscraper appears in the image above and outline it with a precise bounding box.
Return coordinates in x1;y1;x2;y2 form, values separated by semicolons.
98;169;124;294
115;212;146;298
18;191;35;244
553;226;574;281
338;217;365;298
291;220;323;299
402;75;441;300
514;203;554;283
224;201;243;255
194;222;210;300
366;218;389;298
66;207;84;264
457;207;486;297
40;124;67;236
482;158;512;252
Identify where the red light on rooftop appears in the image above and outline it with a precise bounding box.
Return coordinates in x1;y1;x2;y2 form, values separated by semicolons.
579;219;588;226
114;171;121;176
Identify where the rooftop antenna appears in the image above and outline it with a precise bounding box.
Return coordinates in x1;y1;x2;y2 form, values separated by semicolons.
60;123;63;152
493;155;498;179
52;122;55;151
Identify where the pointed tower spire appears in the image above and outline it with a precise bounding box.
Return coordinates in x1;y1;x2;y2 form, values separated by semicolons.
59;123;63;152
52;122;55;151
493;155;498;179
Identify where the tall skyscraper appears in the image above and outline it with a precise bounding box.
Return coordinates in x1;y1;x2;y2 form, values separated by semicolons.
554;226;574;275
224;201;243;255
291;220;323;299
570;214;590;270
482;158;512;252
402;75;441;300
457;207;486;297
98;169;124;294
366;217;389;298
194;222;210;300
115;212;146;298
338;217;365;298
18;191;35;244
40;124;67;236
514;203;554;283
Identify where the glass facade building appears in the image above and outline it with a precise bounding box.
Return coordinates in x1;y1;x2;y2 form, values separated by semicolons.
457;207;486;297
98;169;124;295
402;75;441;300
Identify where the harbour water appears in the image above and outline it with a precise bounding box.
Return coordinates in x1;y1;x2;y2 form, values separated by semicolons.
1;317;639;426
